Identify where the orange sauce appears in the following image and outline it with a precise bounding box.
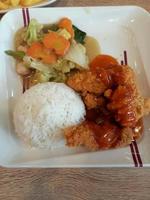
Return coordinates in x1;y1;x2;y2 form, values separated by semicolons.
90;54;118;71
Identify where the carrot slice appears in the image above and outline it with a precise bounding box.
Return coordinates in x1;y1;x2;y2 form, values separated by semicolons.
27;41;57;64
90;55;119;71
43;32;58;49
27;42;43;58
42;53;57;64
43;32;70;56
58;17;74;38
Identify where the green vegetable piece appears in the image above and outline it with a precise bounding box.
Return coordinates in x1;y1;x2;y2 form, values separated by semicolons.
24;19;43;45
42;24;59;33
5;50;25;60
73;25;86;44
32;71;51;83
52;59;76;73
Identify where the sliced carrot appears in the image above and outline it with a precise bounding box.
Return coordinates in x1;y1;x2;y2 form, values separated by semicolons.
54;36;70;56
43;32;58;49
42;53;57;64
58;17;74;38
27;42;43;59
43;32;70;56
27;41;57;64
90;55;119;71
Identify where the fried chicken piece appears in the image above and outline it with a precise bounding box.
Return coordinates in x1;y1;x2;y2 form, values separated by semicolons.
64;121;134;150
82;93;105;109
67;70;107;95
97;64;136;88
107;85;137;127
65;122;99;150
106;65;146;127
115;127;133;148
65;64;150;151
112;65;136;86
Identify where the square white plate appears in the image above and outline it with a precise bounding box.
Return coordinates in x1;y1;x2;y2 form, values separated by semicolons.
0;6;150;168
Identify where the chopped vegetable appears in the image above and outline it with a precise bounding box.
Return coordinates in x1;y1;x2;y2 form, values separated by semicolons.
43;32;70;56
50;72;67;83
30;71;51;85
23;56;67;83
5;50;25;60
27;42;43;58
30;69;67;84
52;59;76;73
90;55;118;72
57;28;71;40
23;56;53;74
73;25;86;44
27;42;57;64
42;53;57;65
24;19;43;45
5;17;92;87
42;24;59;33
64;41;89;69
58;18;74;38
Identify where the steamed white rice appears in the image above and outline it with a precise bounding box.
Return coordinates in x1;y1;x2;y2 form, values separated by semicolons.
13;82;85;148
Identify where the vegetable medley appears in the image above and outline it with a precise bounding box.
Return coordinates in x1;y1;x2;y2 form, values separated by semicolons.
6;17;99;86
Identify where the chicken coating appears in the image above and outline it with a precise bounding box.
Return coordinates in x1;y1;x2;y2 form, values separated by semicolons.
64;121;134;150
107;85;137;127
68;65;146;127
82;93;105;110
65;64;150;150
67;70;107;95
65;121;99;150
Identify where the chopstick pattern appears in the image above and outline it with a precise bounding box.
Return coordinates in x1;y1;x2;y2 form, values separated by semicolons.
22;8;30;27
22;8;31;93
122;50;143;167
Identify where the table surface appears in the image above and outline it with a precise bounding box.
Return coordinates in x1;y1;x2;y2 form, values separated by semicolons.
0;0;150;199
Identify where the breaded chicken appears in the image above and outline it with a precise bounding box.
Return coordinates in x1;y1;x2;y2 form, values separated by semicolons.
106;65;149;127
65;121;134;150
107;85;137;127
65;65;150;150
65;122;99;150
82;93;105;110
67;70;107;95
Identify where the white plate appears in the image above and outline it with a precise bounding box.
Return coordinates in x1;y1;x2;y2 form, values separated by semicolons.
0;0;58;14
0;6;150;168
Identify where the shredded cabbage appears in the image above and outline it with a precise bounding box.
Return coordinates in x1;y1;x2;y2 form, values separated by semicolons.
64;40;89;69
23;56;68;83
24;19;43;45
23;56;54;73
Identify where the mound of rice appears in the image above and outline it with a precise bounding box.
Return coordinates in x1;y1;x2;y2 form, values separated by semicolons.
13;82;85;148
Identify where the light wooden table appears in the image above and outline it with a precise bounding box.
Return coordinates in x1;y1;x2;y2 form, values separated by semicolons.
0;1;150;199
